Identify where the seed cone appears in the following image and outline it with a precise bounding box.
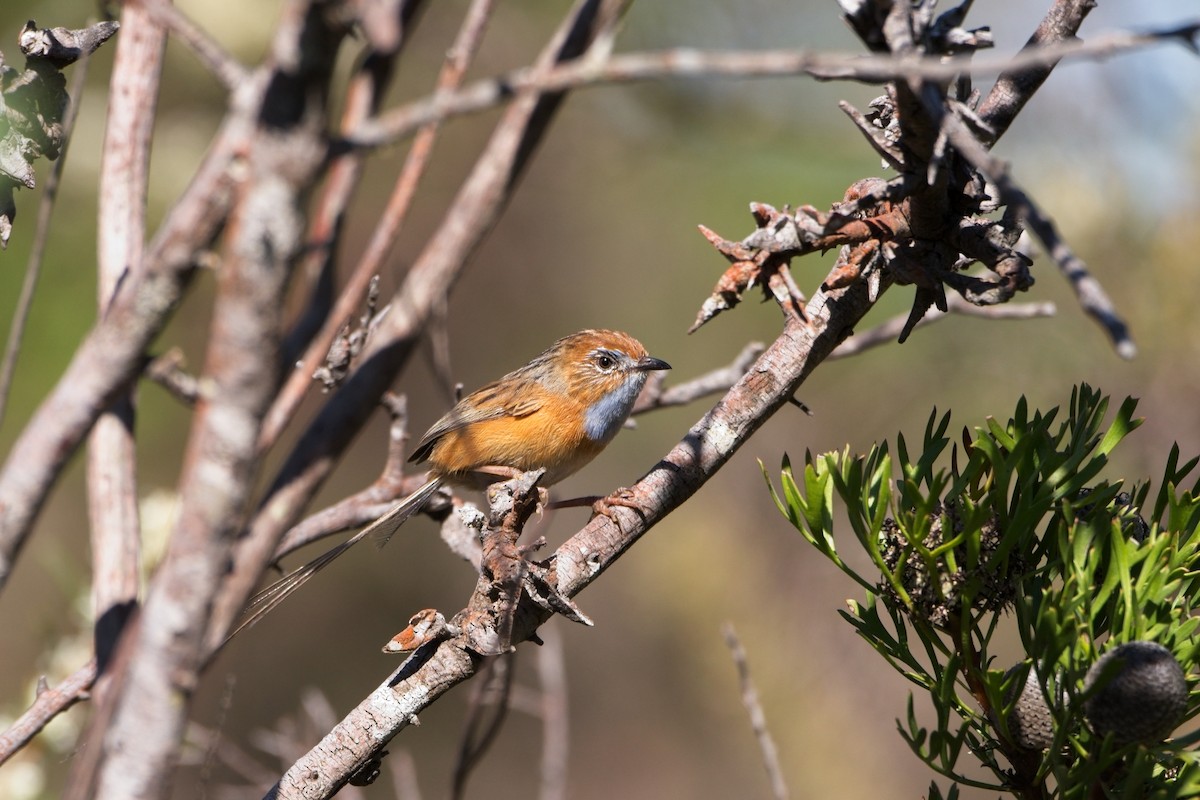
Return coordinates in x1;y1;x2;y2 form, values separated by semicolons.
1084;641;1188;745
1001;664;1056;751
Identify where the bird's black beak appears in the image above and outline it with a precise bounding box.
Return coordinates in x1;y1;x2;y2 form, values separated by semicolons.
637;356;671;372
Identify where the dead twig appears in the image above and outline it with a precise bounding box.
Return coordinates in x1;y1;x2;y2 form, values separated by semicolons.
144;349;201;406
89;0;167;685
830;296;1057;359
352;22;1200;148
270;0;429;428
0;659;97;767
536;624;569;800
136;0;248;90
450;654;516;800
723;624;789;800
937;110;1135;358
632;342;766;413
978;0;1098;145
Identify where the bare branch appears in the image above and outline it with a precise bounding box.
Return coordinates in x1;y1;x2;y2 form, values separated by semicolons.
137;0;249;90
144;348;201;406
270;474;446;564
977;0;1096;144
271;0;429;419
838;99;905;170
633;341;766;413
450;655;515;800
536;625;569;800
938;111;1136;358
0;659;97;767
388;750;423;800
185;721;281;789
830;296;1057;359
352;22;1199;147
723;624;789;800
88;0;167;682
269;391;429;559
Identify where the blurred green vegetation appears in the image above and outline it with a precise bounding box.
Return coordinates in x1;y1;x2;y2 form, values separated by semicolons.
0;2;1197;799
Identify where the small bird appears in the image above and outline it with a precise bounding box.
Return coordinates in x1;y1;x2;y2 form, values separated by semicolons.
235;329;669;637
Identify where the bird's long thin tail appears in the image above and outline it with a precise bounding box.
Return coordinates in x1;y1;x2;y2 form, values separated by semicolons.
226;476;445;642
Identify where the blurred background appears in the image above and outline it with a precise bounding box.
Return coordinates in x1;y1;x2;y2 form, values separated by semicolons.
1;0;1198;797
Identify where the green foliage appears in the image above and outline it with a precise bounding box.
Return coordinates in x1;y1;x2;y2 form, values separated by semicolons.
766;385;1200;799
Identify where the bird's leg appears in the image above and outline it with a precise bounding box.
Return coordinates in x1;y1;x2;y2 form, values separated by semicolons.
591;487;642;518
548;488;645;532
545;494;599;510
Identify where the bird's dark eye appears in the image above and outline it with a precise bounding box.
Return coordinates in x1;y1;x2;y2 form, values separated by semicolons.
595;353;616;370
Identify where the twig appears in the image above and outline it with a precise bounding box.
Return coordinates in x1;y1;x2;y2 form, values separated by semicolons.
351;22;1200;148
977;0;1097;145
196;674;239;794
537;625;569;800
270;474;435;562
450;654;516;800
0;49;91;430
632;342;765;413
722;624;789;800
265;391;455;562
439;503;484;567
185;721;280;789
0;658;97;766
137;0;249;90
388;750;423;800
838;99;904;170
144;348;201;406
424;294;456;407
830;296;1057;359
938;112;1136;358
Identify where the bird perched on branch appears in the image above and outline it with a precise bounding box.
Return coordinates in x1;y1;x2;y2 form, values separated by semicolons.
234;329;670;638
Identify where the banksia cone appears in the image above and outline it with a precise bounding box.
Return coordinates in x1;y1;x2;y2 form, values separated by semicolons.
1084;641;1188;745
1001;665;1056;751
